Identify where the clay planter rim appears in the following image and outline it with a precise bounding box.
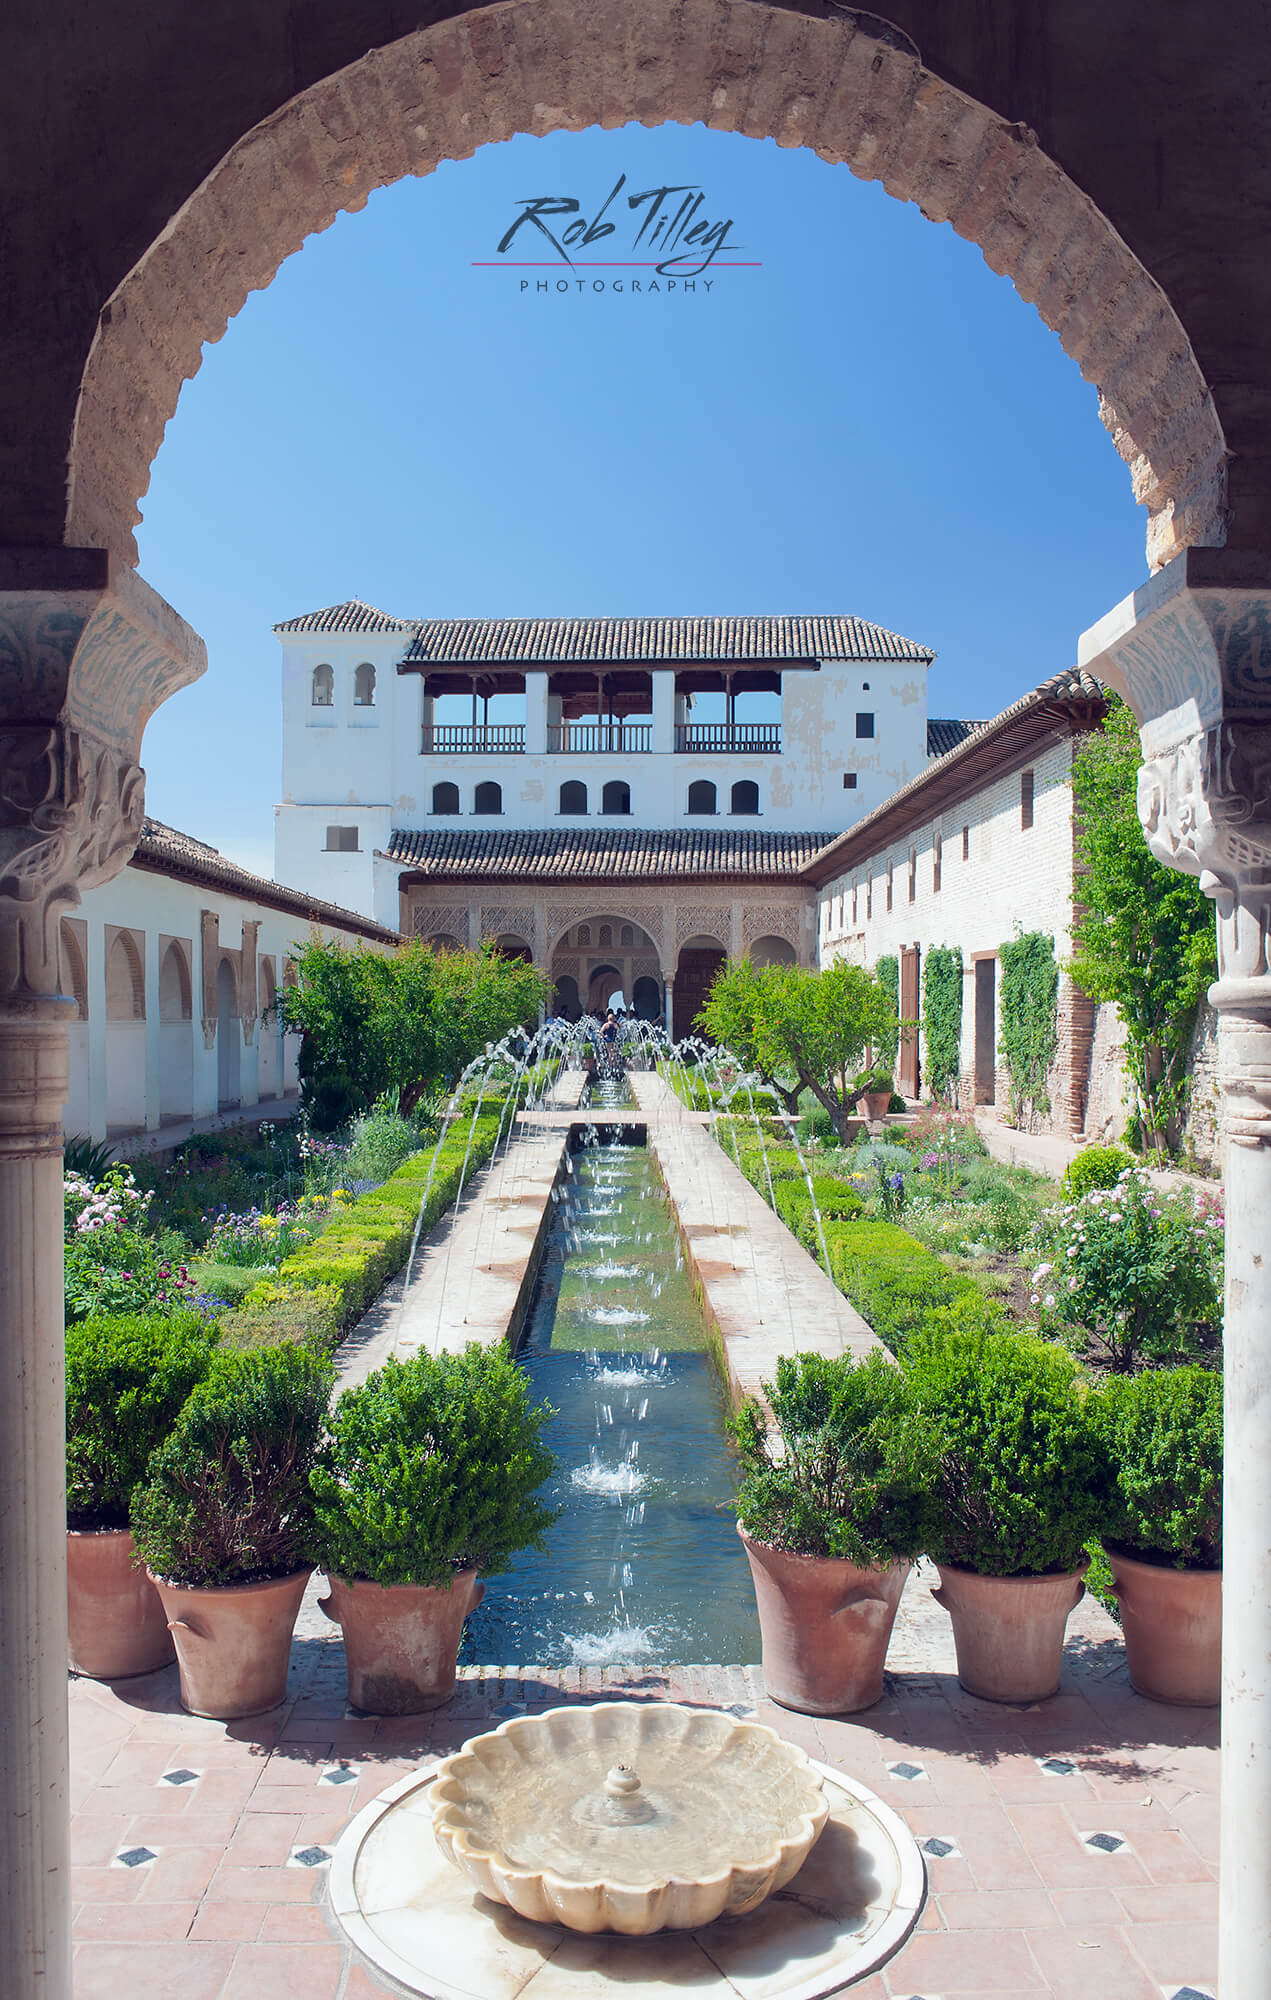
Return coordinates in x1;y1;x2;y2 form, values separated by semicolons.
934;1557;1091;1585
146;1563;314;1594
320;1565;482;1595
1102;1537;1220;1574
736;1523;913;1571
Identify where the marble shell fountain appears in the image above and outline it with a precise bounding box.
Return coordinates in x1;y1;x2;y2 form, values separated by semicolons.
429;1701;829;1934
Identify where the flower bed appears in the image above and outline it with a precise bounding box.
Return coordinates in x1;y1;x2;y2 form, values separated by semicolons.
216;1111;504;1351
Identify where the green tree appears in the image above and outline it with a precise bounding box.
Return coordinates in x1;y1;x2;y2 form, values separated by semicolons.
280;937;548;1128
700;958;898;1142
1069;698;1217;1153
692;954;801;1113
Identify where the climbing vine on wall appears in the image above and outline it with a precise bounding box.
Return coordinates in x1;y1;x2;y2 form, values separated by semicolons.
922;946;963;1100
875;954;899;1065
997;931;1059;1131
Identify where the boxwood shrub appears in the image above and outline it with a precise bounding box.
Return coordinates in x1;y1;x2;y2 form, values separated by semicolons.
1089;1366;1222;1568
66;1309;218;1530
218;1112;503;1351
309;1343;557;1587
905;1329;1110;1577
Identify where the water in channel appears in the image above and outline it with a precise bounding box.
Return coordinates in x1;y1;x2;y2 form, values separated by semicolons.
460;1089;761;1669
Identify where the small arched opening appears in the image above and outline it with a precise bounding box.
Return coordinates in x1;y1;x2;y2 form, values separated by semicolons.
353;661;376;707
731;779;760;815
674;933;727;1042
551;974;581;1022
216;955;241;1109
494;933;533;964
432;781;460;815
104;929;146;1132
632;975;662;1022
158;937;194;1123
559;779;588;815
257;955;282;1102
749;934;796;968
687;779;717;816
601;779;631;816
587;964;622;1014
311;662;334;707
474;780;503;815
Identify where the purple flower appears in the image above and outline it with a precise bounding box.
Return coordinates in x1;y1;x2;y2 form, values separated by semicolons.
890;1172;904;1190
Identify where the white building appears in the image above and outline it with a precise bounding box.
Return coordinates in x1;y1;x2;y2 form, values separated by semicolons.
61;819;398;1146
273;601;937;934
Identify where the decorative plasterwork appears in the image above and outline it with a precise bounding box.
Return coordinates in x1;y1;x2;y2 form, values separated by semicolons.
675;906;731;951
478;906;536;949
411;903;470;947
743;902;804;949
547;903;667;959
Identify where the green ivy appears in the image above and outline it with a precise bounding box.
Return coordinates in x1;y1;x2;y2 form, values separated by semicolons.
875;955;899;1064
922;947;963;1100
998;931;1059;1130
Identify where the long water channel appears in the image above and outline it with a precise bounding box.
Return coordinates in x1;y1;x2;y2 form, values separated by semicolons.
460;1083;761;1669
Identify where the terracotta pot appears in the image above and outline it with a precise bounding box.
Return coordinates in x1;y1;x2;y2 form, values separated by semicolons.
932;1561;1088;1703
67;1529;174;1679
1105;1546;1222;1706
149;1567;311;1719
738;1526;908;1714
319;1569;484;1714
858;1091;892;1121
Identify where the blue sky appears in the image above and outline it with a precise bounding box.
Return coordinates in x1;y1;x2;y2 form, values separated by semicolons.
136;122;1146;877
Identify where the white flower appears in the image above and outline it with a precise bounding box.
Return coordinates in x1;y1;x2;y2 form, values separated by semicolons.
1032;1262;1053;1282
1068;1275;1079;1291
1029;1292;1040;1305
1043;1293;1056;1310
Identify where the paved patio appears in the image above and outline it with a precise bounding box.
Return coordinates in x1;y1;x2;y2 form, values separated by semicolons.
68;1566;1218;2000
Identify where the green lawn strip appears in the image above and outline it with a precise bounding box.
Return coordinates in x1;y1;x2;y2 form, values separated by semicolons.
727;1144;1004;1355
217;1111;504;1351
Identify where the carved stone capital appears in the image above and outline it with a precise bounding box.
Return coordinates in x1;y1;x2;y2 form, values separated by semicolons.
0;553;205;1001
1080;549;1271;1026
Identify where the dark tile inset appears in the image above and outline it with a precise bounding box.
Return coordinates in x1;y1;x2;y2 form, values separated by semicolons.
115;1846;157;1868
159;1767;200;1787
888;1761;927;1781
290;1845;331;1868
1039;1756;1076;1776
319;1764;358;1786
1166;1988;1215;2000
1084;1830;1126;1854
920;1836;957;1859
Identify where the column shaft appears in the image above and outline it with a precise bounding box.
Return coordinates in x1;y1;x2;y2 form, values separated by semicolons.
0;998;75;2000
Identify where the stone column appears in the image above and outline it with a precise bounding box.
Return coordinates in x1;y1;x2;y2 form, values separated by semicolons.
1079;548;1271;2000
651;671;675;754
525;672;548;755
0;550;204;2000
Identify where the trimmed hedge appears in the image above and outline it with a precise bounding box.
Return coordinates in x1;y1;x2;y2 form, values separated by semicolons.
218;1113;504;1351
729;1146;1003;1353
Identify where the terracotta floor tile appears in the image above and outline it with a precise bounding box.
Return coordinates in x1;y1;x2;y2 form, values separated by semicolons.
224;1814;303;1867
1049;1885;1126;1926
220;1940;344;1998
71;1940;234;2000
207;1864;319;1903
73;1901;198;1942
1115;1881;1219;1926
69;1813;133;1865
1025;1923;1162;1998
1131;1825;1216;1883
886;1925;1043;1990
139;1843;226;1902
128;1808;245;1848
343;1962;411;1997
258;1901;339;1941
70;1864;145;1904
1122;1917;1220;1984
188;1900;265;1942
937;1887;1059;1930
980;1752;1097;1805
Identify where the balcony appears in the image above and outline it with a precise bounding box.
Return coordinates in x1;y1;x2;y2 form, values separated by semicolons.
675;722;781;753
547;722;652;753
421;723;525;754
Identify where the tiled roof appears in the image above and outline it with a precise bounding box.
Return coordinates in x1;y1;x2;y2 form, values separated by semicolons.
802;668;1109;885
385;827;834;880
132;820;400;942
395;614;935;666
273;599;415;636
927;717;986;758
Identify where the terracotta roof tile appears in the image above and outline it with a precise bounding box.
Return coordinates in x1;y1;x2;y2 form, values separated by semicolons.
273;599;415;636
927;717;986;758
398;613;934;666
384;827;833;880
133;820;400;941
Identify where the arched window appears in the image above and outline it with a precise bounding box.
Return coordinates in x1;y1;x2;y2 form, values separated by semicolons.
601;779;631;816
559;779;588;815
59;920;88;1019
353;661;376;707
731;779;759;815
620;925;633;947
158;940;192;1022
576;925;591;947
311;663;334;707
599;924;612;948
687;779;717;815
105;931;145;1020
432;781;460;815
474;780;503;815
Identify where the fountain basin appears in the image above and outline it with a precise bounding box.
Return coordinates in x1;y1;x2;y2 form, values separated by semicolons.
430;1702;828;1933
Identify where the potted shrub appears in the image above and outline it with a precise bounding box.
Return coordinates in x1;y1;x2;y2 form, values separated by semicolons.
854;1064;894;1122
1090;1367;1222;1705
733;1351;934;1713
66;1309;216;1678
310;1343;556;1713
129;1344;332;1718
907;1329;1109;1702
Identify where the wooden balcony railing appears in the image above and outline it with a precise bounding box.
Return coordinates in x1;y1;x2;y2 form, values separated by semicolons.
675;722;781;753
547;722;653;753
420;723;525;754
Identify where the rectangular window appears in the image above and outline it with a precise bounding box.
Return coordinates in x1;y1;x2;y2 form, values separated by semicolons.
962;823;970;860
325;825;359;852
842;771;858;789
933;833;943;893
1021;769;1035;830
866;874;872;920
851;882;858;925
855;712;875;739
886;861;893;913
908;848;917;902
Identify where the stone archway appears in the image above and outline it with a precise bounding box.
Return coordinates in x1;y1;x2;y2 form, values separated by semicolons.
64;2;1226;574
674;932;728;1041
